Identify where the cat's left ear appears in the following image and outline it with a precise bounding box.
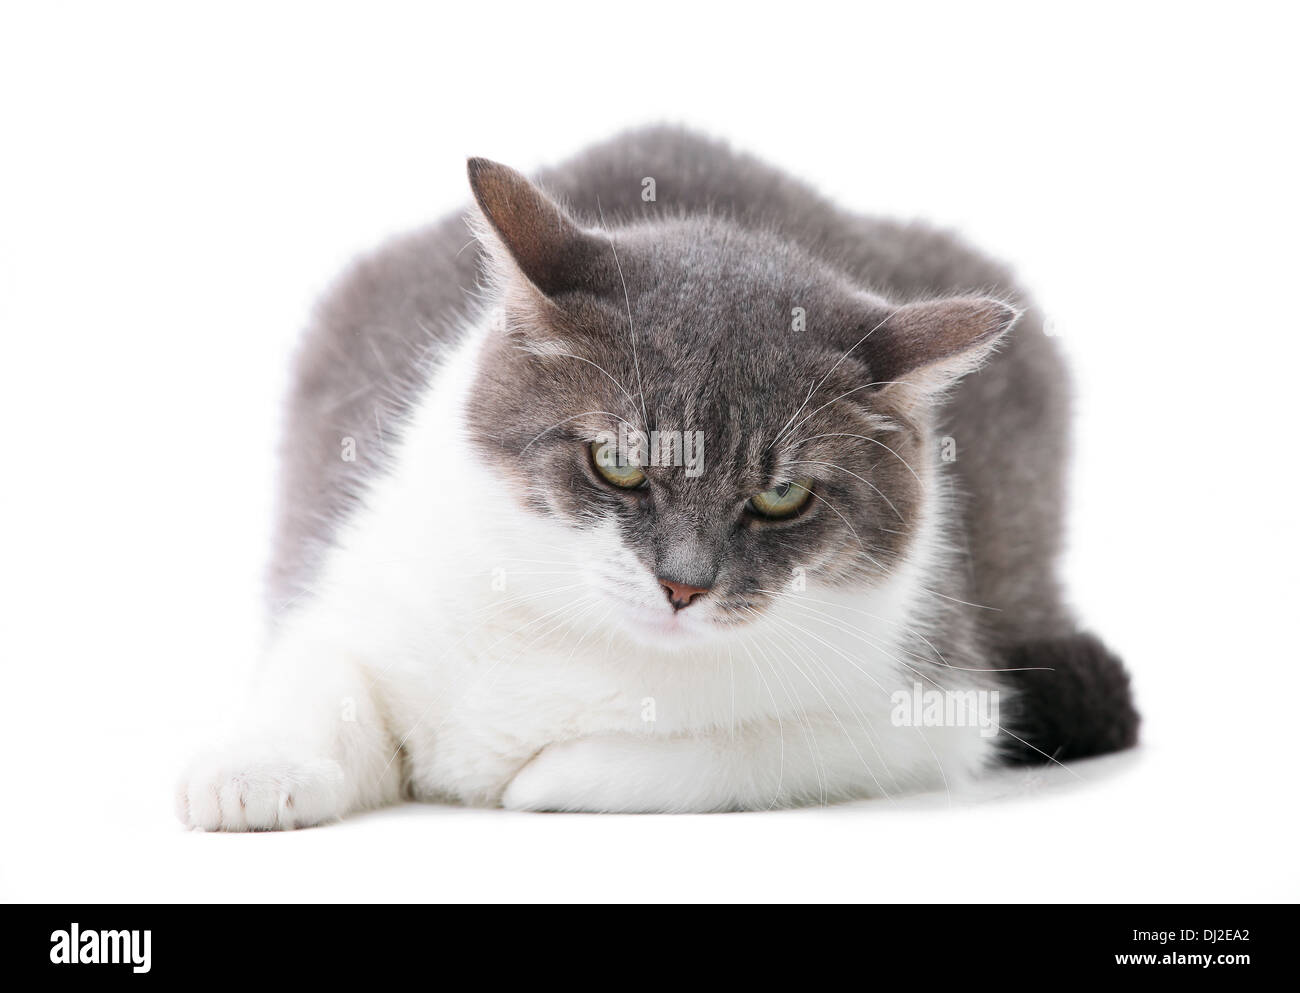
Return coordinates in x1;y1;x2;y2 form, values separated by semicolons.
864;296;1021;396
467;157;600;299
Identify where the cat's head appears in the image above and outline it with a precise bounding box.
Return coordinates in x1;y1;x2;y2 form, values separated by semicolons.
464;158;1017;646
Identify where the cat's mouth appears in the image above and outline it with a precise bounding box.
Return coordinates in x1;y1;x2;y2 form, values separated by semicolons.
610;599;704;638
604;592;756;646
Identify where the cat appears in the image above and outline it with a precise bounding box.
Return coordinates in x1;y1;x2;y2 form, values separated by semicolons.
176;126;1138;828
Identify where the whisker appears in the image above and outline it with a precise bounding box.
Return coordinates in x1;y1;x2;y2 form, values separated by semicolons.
788;432;924;487
596;196;650;435
771;599;1077;778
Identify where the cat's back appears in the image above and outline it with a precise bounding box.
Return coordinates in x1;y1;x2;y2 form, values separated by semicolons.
536;126;1022;301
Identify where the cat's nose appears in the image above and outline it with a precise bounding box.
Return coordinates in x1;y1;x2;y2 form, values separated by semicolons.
659;579;710;611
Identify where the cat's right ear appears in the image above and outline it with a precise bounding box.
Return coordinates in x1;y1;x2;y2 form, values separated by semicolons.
862;296;1022;400
467;158;599;300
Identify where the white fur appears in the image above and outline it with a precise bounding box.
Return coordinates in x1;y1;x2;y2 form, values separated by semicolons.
177;315;997;827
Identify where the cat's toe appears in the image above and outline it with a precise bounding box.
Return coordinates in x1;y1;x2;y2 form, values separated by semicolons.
176;749;345;831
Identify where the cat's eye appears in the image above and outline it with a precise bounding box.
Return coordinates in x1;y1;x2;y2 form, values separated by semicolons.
590;441;647;489
747;478;814;519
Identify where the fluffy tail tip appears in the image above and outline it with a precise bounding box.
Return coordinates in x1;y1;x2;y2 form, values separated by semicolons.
1000;632;1139;766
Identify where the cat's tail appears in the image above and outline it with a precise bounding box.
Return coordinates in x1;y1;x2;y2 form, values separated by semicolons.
998;632;1140;765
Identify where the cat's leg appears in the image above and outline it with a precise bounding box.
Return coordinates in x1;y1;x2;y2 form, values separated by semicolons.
502;717;989;813
176;622;402;831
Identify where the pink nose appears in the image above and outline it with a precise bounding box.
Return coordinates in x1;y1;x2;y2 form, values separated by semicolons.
659;579;710;610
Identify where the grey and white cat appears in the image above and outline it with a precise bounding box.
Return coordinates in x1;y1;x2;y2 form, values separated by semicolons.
177;126;1137;828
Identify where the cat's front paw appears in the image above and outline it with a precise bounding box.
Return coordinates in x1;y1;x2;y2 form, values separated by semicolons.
175;746;346;831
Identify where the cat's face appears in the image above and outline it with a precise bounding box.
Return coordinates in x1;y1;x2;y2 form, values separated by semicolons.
465;159;1015;646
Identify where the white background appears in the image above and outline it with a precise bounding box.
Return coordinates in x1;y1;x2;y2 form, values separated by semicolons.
2;2;1296;902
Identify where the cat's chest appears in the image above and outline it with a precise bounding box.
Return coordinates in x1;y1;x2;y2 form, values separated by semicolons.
379;615;754;802
382;607;900;805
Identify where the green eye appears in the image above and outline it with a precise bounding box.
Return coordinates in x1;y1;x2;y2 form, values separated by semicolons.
747;478;814;519
590;441;647;489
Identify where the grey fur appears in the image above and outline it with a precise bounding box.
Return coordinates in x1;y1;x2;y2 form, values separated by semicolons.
270;125;1138;763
